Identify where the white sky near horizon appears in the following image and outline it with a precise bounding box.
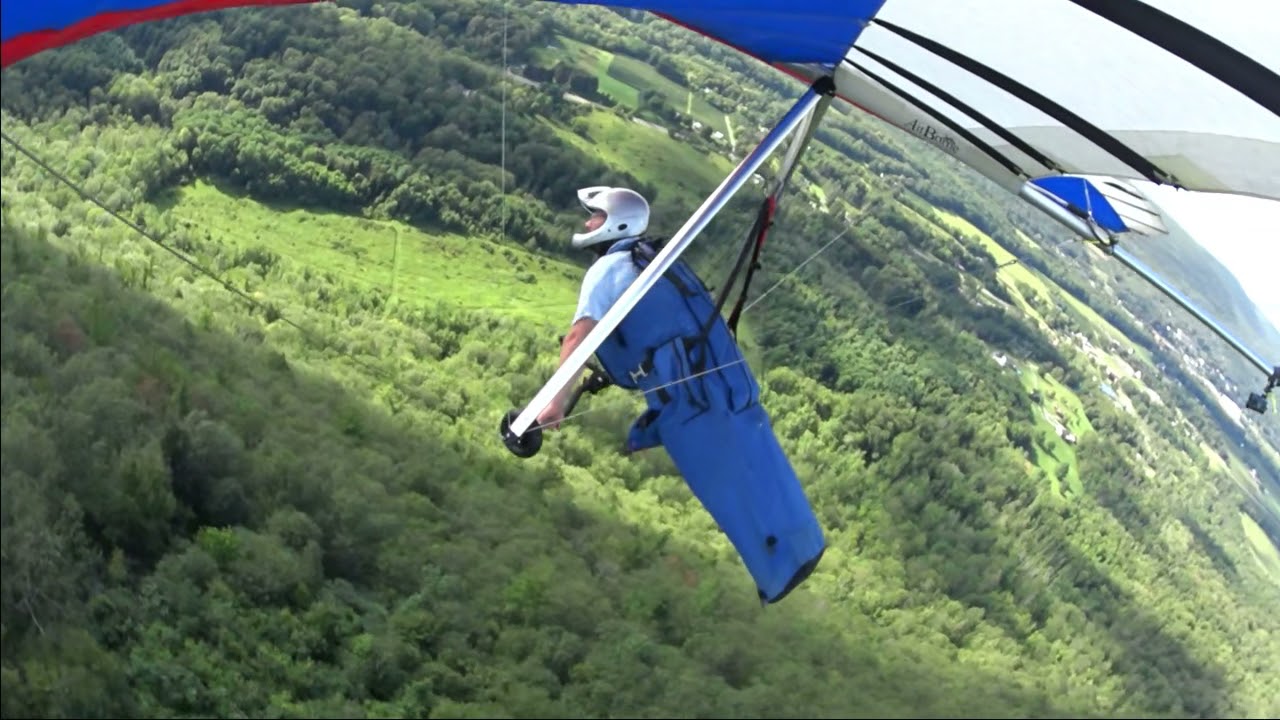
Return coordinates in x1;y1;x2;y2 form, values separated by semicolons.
1143;185;1280;332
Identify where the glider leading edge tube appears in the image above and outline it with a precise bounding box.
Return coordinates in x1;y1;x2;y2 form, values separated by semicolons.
501;77;835;453
1019;181;1274;380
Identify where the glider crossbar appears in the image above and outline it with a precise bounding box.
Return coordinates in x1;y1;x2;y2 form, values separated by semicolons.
502;77;835;443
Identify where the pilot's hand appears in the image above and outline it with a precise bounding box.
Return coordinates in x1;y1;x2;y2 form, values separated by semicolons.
536;399;566;431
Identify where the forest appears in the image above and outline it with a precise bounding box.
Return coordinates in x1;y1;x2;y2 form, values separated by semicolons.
2;1;1277;717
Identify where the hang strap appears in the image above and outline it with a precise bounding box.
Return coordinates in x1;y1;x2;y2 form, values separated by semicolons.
702;89;833;341
726;195;776;336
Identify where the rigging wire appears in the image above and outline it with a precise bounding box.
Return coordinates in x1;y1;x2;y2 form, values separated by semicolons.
500;1;508;244
1;128;431;403
2;124;1028;441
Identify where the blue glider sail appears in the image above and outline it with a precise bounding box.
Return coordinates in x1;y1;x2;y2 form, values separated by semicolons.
1;0;317;68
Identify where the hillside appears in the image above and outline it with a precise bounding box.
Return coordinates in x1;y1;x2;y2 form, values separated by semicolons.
932;184;1280;485
1013;217;1280;487
1120;207;1280;362
2;1;1279;717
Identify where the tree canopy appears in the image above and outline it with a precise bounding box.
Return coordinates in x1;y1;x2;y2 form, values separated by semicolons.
2;2;1277;717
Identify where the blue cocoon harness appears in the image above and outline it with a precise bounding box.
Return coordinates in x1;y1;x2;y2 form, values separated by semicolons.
593;237;826;604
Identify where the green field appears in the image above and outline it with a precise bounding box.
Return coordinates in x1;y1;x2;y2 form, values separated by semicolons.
607;51;727;128
165;181;582;328
533;35;734;132
929;206;1156;384
1240;512;1280;584
543;109;734;212
164;180;771;374
938;208;1155;370
1018;363;1089;497
934;211;1062;327
896;202;1121;498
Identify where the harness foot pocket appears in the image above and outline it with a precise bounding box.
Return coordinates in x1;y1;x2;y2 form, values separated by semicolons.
623;408;662;454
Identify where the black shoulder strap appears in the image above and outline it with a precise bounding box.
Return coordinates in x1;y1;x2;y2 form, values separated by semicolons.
627;235;664;268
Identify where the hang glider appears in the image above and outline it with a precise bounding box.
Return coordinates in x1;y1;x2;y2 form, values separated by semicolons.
545;0;1279;202
2;0;1277;411
525;0;1280;413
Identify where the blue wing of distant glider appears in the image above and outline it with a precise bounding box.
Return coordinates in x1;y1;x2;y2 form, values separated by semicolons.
1031;176;1128;234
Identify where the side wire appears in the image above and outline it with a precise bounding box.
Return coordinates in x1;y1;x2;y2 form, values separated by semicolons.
526;223;1023;433
499;1;509;244
4;125;1043;440
1;128;428;405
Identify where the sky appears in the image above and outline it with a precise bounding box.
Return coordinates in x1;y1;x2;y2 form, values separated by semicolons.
1143;185;1280;331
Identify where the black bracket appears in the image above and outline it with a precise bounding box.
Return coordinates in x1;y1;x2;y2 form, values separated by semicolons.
1245;365;1279;415
565;361;614;416
500;409;543;458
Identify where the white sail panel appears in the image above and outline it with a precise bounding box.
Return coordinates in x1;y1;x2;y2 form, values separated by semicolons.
844;0;1280;200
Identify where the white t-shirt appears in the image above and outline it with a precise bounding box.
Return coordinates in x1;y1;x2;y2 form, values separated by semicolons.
573;246;641;324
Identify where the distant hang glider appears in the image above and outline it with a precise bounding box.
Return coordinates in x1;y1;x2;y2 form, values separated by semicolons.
2;0;1277;411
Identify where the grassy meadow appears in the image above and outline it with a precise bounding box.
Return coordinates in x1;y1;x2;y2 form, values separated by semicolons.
164;181;583;328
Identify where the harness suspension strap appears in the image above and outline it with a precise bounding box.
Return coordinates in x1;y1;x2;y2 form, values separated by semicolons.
700;196;776;341
707;89;834;340
725;196;775;336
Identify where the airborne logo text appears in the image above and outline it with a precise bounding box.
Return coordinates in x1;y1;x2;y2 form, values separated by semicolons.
906;119;959;154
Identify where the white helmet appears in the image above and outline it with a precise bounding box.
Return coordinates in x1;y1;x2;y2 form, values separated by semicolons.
571;186;650;249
